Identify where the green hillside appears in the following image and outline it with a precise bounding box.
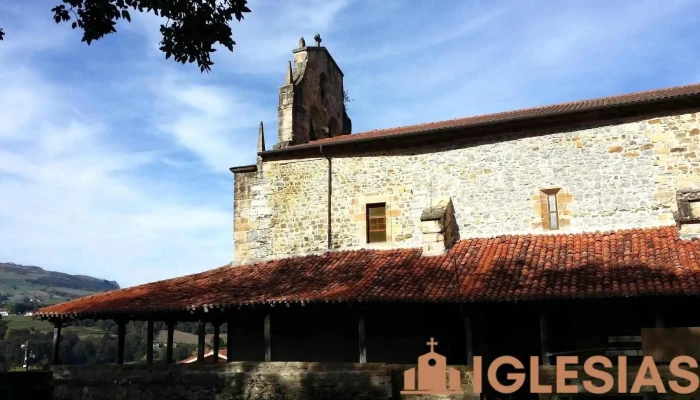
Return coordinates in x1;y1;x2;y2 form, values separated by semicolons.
3;315;107;338
0;262;120;306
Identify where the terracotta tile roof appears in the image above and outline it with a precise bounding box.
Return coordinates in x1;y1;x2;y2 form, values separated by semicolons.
272;82;700;151
37;227;700;318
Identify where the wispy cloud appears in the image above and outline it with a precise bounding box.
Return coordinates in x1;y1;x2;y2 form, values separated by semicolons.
0;0;698;287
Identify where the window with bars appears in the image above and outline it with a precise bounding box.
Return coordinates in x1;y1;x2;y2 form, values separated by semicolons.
546;192;559;230
366;203;387;243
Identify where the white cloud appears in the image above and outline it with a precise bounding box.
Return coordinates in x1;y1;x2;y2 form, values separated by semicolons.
1;0;699;290
0;40;232;288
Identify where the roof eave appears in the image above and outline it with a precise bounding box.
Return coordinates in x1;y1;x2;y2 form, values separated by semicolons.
258;94;700;158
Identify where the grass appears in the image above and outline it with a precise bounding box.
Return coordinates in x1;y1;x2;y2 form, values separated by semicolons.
3;316;107;337
155;329;199;345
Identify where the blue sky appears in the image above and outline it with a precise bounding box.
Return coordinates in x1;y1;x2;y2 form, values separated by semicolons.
0;0;699;288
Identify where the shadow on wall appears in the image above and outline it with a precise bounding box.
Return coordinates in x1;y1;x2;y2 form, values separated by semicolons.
50;363;399;400
0;371;53;400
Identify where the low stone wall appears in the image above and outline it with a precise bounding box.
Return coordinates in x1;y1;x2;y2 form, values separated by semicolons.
52;362;477;400
0;371;53;400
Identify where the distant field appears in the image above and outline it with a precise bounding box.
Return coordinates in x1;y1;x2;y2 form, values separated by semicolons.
3;316;107;337
156;329;199;344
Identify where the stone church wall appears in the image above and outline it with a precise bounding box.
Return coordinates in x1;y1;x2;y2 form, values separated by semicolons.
234;110;700;263
50;363;478;400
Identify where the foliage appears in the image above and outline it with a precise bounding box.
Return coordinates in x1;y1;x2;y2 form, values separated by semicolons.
343;89;354;107
0;319;192;369
40;0;251;72
26;274;119;292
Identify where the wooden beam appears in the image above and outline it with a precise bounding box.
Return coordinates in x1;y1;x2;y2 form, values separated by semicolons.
539;311;550;365
52;322;62;365
464;315;474;366
358;312;366;364
197;320;206;363
226;319;234;362
146;319;154;365
166;322;175;364
117;320;126;365
212;323;220;364
264;313;271;362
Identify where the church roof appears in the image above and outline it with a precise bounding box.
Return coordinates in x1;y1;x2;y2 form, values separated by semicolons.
37;226;700;319
264;82;700;153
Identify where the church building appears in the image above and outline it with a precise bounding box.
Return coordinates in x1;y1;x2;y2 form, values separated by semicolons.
38;36;700;399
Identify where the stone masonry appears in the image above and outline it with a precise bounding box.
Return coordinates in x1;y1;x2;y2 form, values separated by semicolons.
276;36;351;149
234;111;700;265
50;362;478;400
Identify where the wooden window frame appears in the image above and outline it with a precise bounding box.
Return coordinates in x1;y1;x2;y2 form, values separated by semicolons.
366;203;387;243
542;188;560;230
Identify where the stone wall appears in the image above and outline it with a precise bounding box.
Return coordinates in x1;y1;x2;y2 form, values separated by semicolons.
276;43;350;149
51;363;477;400
234;110;700;264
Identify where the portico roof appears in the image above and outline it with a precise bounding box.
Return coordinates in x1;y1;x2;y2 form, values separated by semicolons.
37;226;700;320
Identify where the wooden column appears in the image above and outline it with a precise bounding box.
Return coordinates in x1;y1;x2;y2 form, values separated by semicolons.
166;321;175;364
464;314;474;366
654;306;665;328
358;312;366;364
146;319;154;365
212;322;220;364
264;313;271;362
197;320;206;363
226;319;234;362
52;321;62;365
117;320;126;364
539;311;550;365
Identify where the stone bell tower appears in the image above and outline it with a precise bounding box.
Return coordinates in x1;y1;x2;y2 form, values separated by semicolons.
274;34;352;149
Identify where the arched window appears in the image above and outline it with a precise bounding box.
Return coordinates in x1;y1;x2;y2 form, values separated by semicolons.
309;106;323;139
328;117;339;137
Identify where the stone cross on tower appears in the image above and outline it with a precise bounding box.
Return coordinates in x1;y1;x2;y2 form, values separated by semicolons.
314;33;322;47
427;338;438;352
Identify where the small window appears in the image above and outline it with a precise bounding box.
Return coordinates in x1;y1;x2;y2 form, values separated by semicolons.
366;203;386;243
547;193;559;230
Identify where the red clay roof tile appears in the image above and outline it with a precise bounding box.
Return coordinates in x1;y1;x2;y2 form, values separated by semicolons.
38;227;700;318
271;83;700;151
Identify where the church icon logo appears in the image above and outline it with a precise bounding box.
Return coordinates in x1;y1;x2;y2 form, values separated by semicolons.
401;338;462;396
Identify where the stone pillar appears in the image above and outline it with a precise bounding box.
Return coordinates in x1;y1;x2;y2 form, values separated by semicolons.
166;321;175;364
264;314;271;362
540;311;550;365
146;319;154;365
227;318;234;362
197;321;206;363
359;311;366;364
464;314;474;366
212;322;220;364
52;322;62;365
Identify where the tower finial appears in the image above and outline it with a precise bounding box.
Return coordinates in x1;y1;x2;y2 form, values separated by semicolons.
314;33;322;47
285;61;293;85
298;37;306;48
257;121;266;152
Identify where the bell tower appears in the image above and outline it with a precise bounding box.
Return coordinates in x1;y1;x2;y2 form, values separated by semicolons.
275;34;352;149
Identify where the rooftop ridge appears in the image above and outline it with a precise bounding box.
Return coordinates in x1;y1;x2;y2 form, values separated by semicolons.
267;81;700;151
